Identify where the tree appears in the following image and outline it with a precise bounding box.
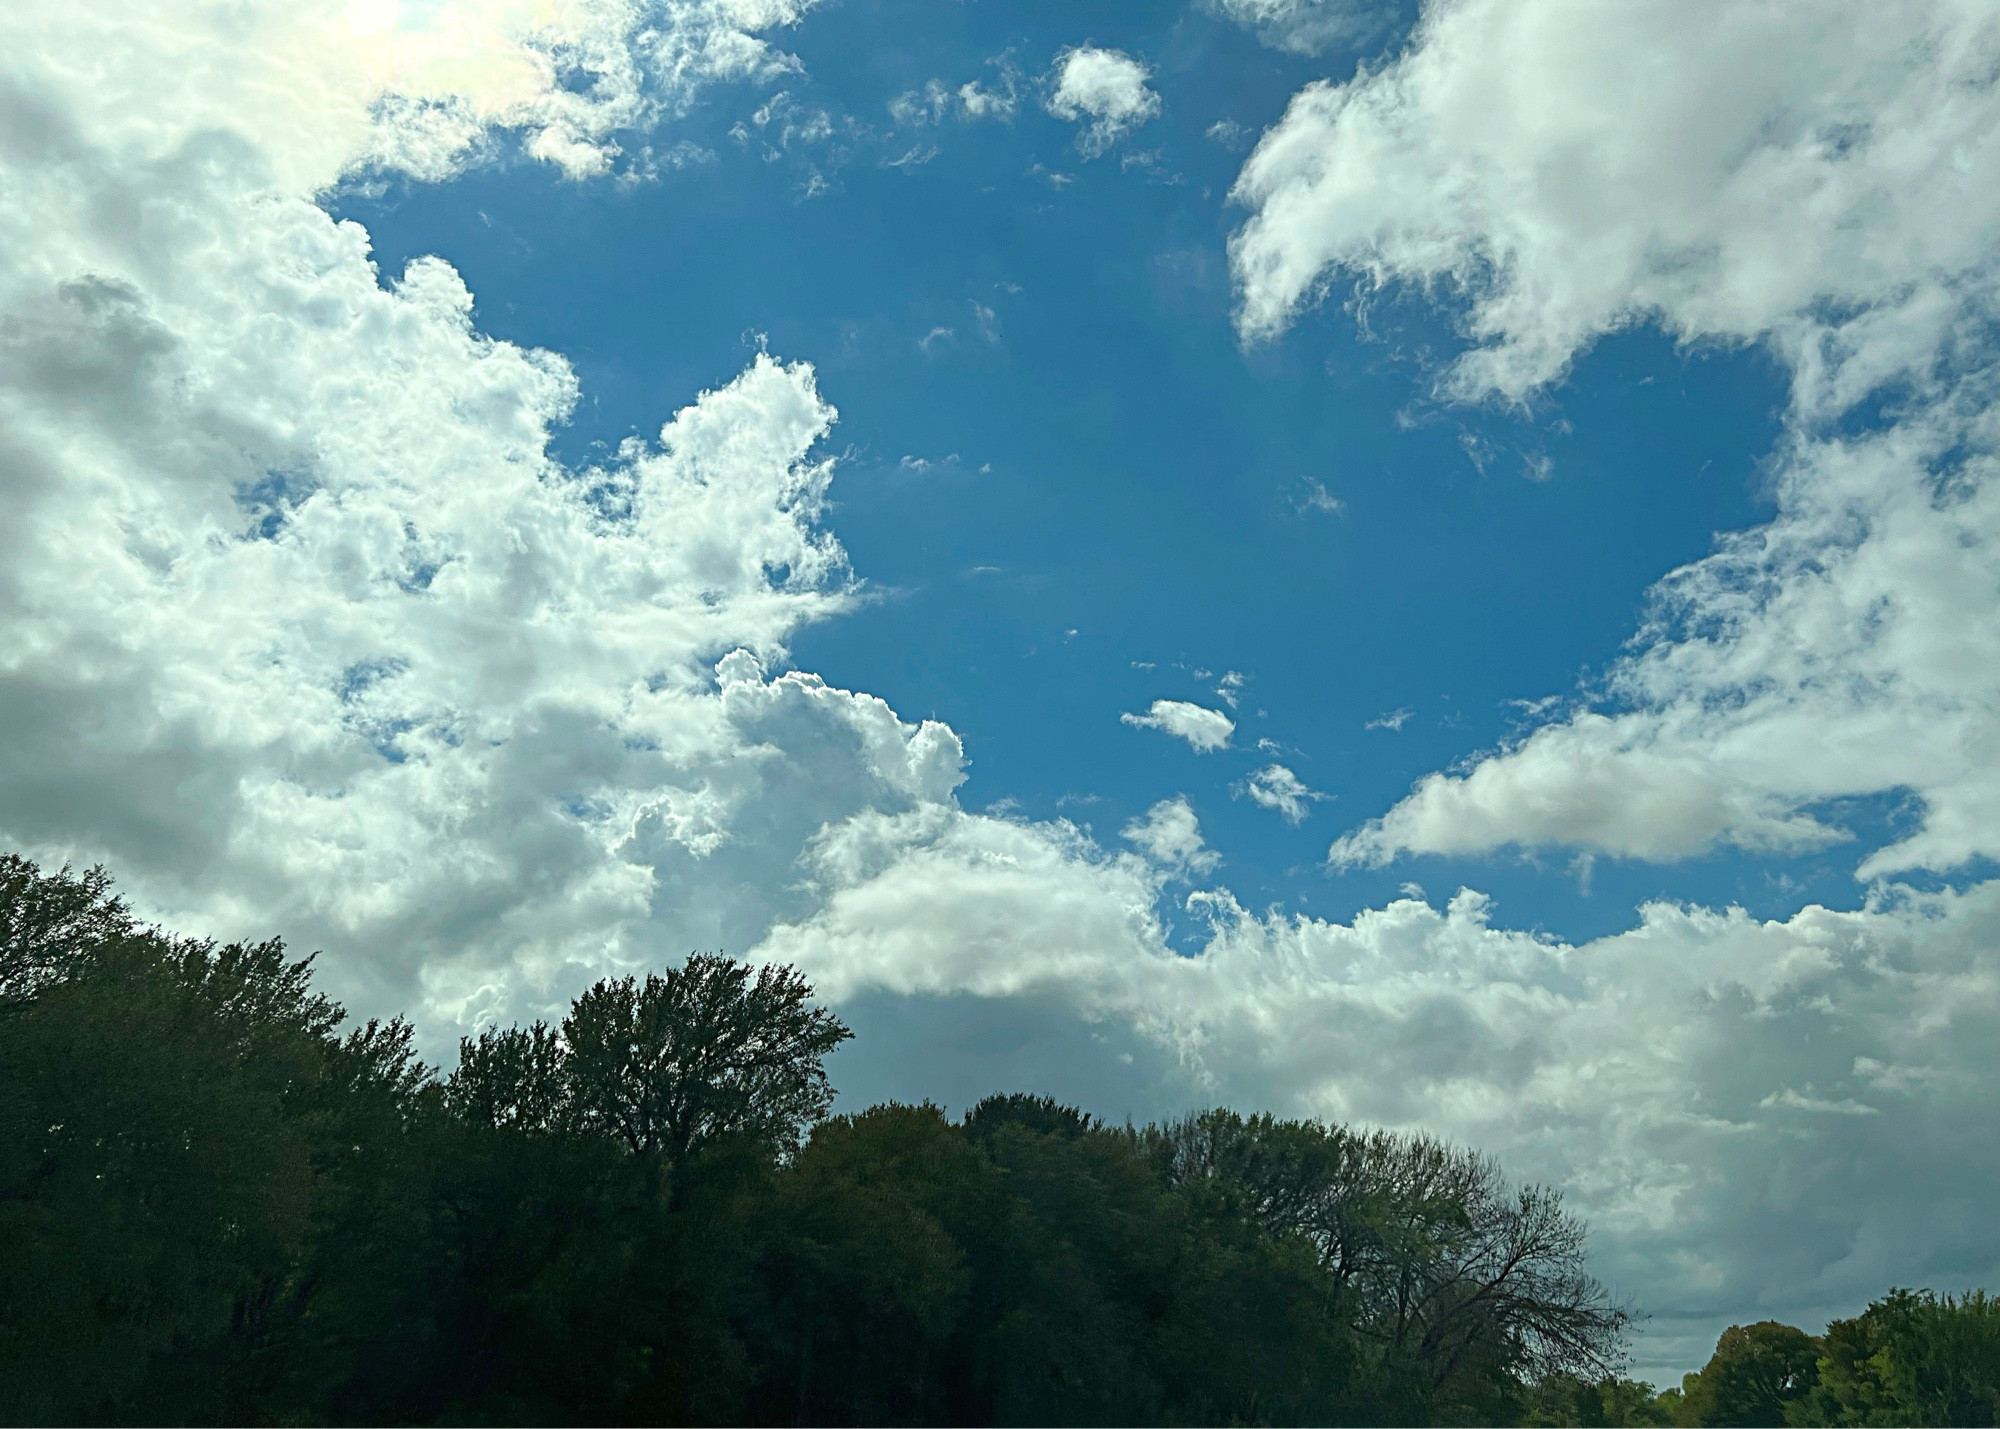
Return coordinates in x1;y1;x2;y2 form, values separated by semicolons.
1520;1373;1677;1426
448;955;852;1168
1791;1289;2000;1427
0;856;437;1424
0;855;136;1002
563;956;851;1164
1148;1110;1630;1421
1675;1321;1820;1426
753;1103;994;1425
443;1019;570;1135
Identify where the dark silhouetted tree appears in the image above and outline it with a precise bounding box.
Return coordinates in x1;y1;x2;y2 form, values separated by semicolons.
1148;1109;1629;1422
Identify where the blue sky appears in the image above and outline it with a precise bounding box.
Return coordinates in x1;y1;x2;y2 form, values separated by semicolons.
8;0;2000;1380
340;0;1823;949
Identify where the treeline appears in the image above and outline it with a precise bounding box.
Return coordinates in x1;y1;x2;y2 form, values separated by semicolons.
0;855;1989;1427
1650;1300;2000;1428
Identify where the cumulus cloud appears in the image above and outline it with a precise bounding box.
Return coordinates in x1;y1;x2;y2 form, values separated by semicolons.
1240;764;1325;824
0;0;932;1034
1209;0;1385;56
1046;45;1162;156
1229;0;2000;410
1224;0;2000;881
758;816;2000;1374
1121;699;1237;752
1123;796;1221;873
1351;401;2000;876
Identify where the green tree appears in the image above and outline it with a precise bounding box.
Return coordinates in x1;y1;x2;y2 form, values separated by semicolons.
752;1102;996;1424
1520;1373;1676;1426
1675;1321;1820;1426
1791;1289;2000;1427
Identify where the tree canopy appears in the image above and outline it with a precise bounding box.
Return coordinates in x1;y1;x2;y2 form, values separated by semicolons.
0;852;1991;1427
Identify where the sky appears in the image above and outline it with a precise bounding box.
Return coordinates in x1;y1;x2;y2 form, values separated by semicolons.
2;0;1998;1382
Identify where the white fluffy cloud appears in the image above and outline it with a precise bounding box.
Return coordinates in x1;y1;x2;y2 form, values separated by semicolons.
0;0;934;1032
1240;763;1324;824
1045;45;1162;156
1121;698;1237;752
758;814;2000;1373
1210;0;1384;56
1122;796;1221;873
1227;0;2000;882
1230;0;2000;408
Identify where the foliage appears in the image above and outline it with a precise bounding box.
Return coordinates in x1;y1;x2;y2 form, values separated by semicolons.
1670;1320;1822;1426
447;956;851;1166
1789;1289;2000;1427
1146;1109;1630;1422
1517;1374;1676;1426
3;853;1991;1426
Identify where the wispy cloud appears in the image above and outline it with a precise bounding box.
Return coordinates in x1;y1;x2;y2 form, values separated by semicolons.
1238;764;1327;824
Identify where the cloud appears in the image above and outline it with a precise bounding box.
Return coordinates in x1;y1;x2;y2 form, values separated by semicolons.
1121;699;1236;752
1206;118;1255;151
1046;46;1162;156
1346;405;2000;876
1330;713;1854;867
891;67;1020;128
1209;0;1386;56
1228;0;2000;411
14;0;2000;1380
6;0;818;192
1220;0;2000;882
1239;764;1324;824
757;818;2000;1376
1294;477;1345;514
1123;796;1221;874
0;0;958;1038
1365;707;1413;731
888;79;954;127
957;79;1019;122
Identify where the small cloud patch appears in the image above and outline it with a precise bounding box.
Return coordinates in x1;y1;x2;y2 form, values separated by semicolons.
1238;764;1327;825
1122;699;1235;752
1046;46;1161;155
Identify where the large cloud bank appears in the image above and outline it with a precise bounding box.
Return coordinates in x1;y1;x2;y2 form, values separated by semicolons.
1213;0;2000;1365
5;0;2000;1377
0;0;924;1028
